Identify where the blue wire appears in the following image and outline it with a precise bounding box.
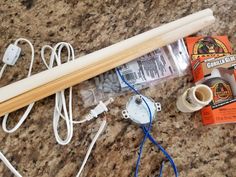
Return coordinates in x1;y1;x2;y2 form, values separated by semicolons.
158;161;165;177
116;68;152;176
116;68;178;177
142;127;178;177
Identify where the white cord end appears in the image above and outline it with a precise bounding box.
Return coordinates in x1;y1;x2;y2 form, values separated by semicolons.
85;98;114;120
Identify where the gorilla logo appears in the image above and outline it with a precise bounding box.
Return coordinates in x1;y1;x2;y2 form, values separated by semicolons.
197;37;224;54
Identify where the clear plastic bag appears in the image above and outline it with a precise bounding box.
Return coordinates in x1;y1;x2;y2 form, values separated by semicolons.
80;39;190;107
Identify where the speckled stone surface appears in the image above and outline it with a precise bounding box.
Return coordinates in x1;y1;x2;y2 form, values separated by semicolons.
0;0;236;177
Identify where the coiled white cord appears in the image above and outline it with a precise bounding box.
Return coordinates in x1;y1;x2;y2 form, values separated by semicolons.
1;38;35;133
0;38;35;177
40;42;101;145
1;39;111;177
41;42;77;145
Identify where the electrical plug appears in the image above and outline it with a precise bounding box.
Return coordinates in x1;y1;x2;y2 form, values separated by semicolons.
2;44;21;65
86;98;114;120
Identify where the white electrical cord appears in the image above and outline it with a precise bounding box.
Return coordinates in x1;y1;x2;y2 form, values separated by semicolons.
41;43;112;176
1;38;35;133
1;39;112;177
0;151;22;177
40;42;94;145
41;42;76;145
0;38;35;177
41;43;114;145
76;119;107;177
0;64;7;79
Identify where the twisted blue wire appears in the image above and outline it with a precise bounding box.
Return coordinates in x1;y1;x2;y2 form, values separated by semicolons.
116;68;178;177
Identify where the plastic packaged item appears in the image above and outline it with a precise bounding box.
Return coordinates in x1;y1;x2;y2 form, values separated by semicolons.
185;36;236;125
199;58;236;125
80;39;190;107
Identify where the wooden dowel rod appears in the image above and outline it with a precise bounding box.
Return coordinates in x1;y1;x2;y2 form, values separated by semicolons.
0;12;215;116
0;9;213;103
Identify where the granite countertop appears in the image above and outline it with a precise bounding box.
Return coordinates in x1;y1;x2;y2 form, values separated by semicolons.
0;0;235;177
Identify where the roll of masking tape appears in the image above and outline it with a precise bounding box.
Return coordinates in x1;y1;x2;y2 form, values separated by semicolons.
176;84;213;113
